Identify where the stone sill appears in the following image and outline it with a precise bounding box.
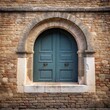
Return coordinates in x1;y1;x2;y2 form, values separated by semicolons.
29;82;79;86
23;82;95;93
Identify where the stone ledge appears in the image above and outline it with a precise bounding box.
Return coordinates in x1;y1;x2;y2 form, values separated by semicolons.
23;83;95;93
0;6;110;12
84;50;95;57
16;51;34;54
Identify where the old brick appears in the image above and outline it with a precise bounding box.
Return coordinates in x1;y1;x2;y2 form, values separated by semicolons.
0;0;110;109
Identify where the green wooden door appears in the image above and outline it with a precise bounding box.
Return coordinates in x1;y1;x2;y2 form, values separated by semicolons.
33;29;78;82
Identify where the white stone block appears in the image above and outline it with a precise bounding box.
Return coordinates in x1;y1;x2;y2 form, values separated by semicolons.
17;58;27;92
84;57;95;92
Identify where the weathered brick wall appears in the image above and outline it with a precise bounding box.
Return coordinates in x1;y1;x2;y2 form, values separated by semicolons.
0;0;110;7
0;1;110;109
0;93;109;109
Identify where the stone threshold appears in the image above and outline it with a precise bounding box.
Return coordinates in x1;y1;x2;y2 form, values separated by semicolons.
23;82;91;93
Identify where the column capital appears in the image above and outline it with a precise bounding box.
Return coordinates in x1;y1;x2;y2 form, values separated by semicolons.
77;50;84;57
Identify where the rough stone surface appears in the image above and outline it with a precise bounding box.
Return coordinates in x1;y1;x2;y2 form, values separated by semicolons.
0;0;110;7
0;1;110;109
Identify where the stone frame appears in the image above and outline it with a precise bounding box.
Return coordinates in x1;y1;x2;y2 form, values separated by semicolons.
17;13;95;93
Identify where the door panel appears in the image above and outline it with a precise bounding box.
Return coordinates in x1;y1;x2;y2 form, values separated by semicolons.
60;52;74;62
33;29;78;82
33;31;55;82
39;69;53;81
60;70;73;81
56;30;78;82
40;33;53;51
59;34;73;51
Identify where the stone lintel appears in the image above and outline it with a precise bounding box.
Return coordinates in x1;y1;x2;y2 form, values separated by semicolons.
0;6;110;12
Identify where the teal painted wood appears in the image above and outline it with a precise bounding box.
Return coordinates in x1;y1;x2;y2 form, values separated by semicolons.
56;29;78;82
33;30;56;82
33;29;78;82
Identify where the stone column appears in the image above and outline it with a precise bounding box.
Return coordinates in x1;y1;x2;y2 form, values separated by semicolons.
77;51;85;84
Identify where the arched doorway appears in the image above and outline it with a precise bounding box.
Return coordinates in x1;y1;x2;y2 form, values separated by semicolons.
17;13;95;93
33;28;78;82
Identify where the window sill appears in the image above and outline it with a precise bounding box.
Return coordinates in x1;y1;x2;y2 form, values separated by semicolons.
23;82;95;93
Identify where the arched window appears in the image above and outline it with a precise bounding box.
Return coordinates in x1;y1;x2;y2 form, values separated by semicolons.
17;13;95;93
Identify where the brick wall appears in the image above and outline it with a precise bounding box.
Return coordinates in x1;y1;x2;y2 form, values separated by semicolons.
0;93;109;109
0;0;110;7
0;2;110;109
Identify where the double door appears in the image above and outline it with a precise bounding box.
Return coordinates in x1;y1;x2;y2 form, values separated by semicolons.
33;29;78;82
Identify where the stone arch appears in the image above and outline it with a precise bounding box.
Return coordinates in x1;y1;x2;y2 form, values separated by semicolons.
17;12;93;54
17;12;95;85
